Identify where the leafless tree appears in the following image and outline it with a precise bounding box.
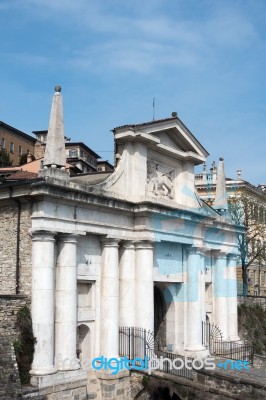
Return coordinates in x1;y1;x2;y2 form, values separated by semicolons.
230;192;266;296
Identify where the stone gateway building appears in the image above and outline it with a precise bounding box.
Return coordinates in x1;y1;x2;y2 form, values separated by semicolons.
0;87;242;400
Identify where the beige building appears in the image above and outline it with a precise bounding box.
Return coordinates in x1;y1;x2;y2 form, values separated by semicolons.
33;130;103;173
97;160;114;172
0;124;113;175
0;121;36;165
195;163;266;296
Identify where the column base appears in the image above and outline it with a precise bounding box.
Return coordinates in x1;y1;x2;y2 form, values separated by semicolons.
57;363;80;371
185;346;209;358
228;336;241;342
30;368;87;388
30;366;57;376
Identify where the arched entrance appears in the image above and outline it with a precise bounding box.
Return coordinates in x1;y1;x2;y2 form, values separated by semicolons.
152;388;182;400
77;324;91;368
154;284;176;352
154;286;167;350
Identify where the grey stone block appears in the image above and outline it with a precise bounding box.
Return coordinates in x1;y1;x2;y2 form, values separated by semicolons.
87;393;97;399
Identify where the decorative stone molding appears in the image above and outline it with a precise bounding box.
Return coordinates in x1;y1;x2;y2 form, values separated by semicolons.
186;245;204;256
134;240;154;250
120;240;135;250
31;230;56;242
100;238;120;248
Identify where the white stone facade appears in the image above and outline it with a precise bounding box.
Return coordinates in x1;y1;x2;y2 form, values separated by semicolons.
0;89;243;397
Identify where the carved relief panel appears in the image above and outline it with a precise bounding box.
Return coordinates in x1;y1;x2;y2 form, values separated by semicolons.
147;161;175;199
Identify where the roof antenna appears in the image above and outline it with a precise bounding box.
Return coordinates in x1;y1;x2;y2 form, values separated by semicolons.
153;97;155;120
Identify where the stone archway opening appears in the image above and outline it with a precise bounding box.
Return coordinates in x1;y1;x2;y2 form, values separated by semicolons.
77;324;91;368
154;284;176;353
152;387;182;400
154;286;167;350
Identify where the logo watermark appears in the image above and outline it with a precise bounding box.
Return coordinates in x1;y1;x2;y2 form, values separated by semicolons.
56;354;250;375
217;359;250;371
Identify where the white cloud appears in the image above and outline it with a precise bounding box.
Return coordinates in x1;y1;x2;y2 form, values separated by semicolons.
2;0;260;75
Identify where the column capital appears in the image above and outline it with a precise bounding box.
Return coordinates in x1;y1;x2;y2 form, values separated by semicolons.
212;249;228;259
186;245;203;256
135;240;154;250
120;240;135;250
200;247;212;255
100;237;120;248
227;253;238;261
31;230;56;242
57;233;78;243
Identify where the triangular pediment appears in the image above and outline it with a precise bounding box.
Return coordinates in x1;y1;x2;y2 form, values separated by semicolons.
113;116;209;164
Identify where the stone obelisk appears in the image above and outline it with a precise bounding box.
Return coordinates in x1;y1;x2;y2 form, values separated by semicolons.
39;85;68;179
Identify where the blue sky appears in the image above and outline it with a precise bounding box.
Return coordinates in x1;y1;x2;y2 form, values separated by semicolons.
0;0;265;184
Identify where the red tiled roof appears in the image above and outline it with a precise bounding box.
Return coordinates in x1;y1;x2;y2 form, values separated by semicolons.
8;171;38;180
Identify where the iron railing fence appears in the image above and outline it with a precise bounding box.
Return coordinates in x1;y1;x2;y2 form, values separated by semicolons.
119;326;158;360
119;326;193;380
212;340;254;364
202;321;254;364
155;350;193;380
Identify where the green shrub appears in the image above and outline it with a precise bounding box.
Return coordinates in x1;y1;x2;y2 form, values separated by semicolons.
238;303;266;355
142;375;150;387
14;306;36;384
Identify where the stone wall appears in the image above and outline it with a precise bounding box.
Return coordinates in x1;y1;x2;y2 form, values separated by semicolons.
0;201;32;296
129;370;266;400
97;372;131;400
34;379;87;400
253;354;266;370
17;366;266;400
238;295;266;311
0;295;28;400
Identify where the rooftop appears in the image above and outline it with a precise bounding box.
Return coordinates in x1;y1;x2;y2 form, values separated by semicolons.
0;121;36;143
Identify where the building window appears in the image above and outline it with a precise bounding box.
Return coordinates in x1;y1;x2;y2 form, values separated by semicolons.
69;149;78;158
1;138;5;149
27;149;30;154
10;142;14;153
18;145;22;156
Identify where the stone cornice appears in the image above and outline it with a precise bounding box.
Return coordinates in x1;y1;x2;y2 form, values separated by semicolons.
0;177;244;237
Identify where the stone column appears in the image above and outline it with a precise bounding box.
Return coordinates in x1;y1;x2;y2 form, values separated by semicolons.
200;252;206;324
185;247;206;353
213;252;228;339
100;238;120;358
30;231;57;376
55;234;79;370
227;254;240;340
119;241;135;327
135;241;154;333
